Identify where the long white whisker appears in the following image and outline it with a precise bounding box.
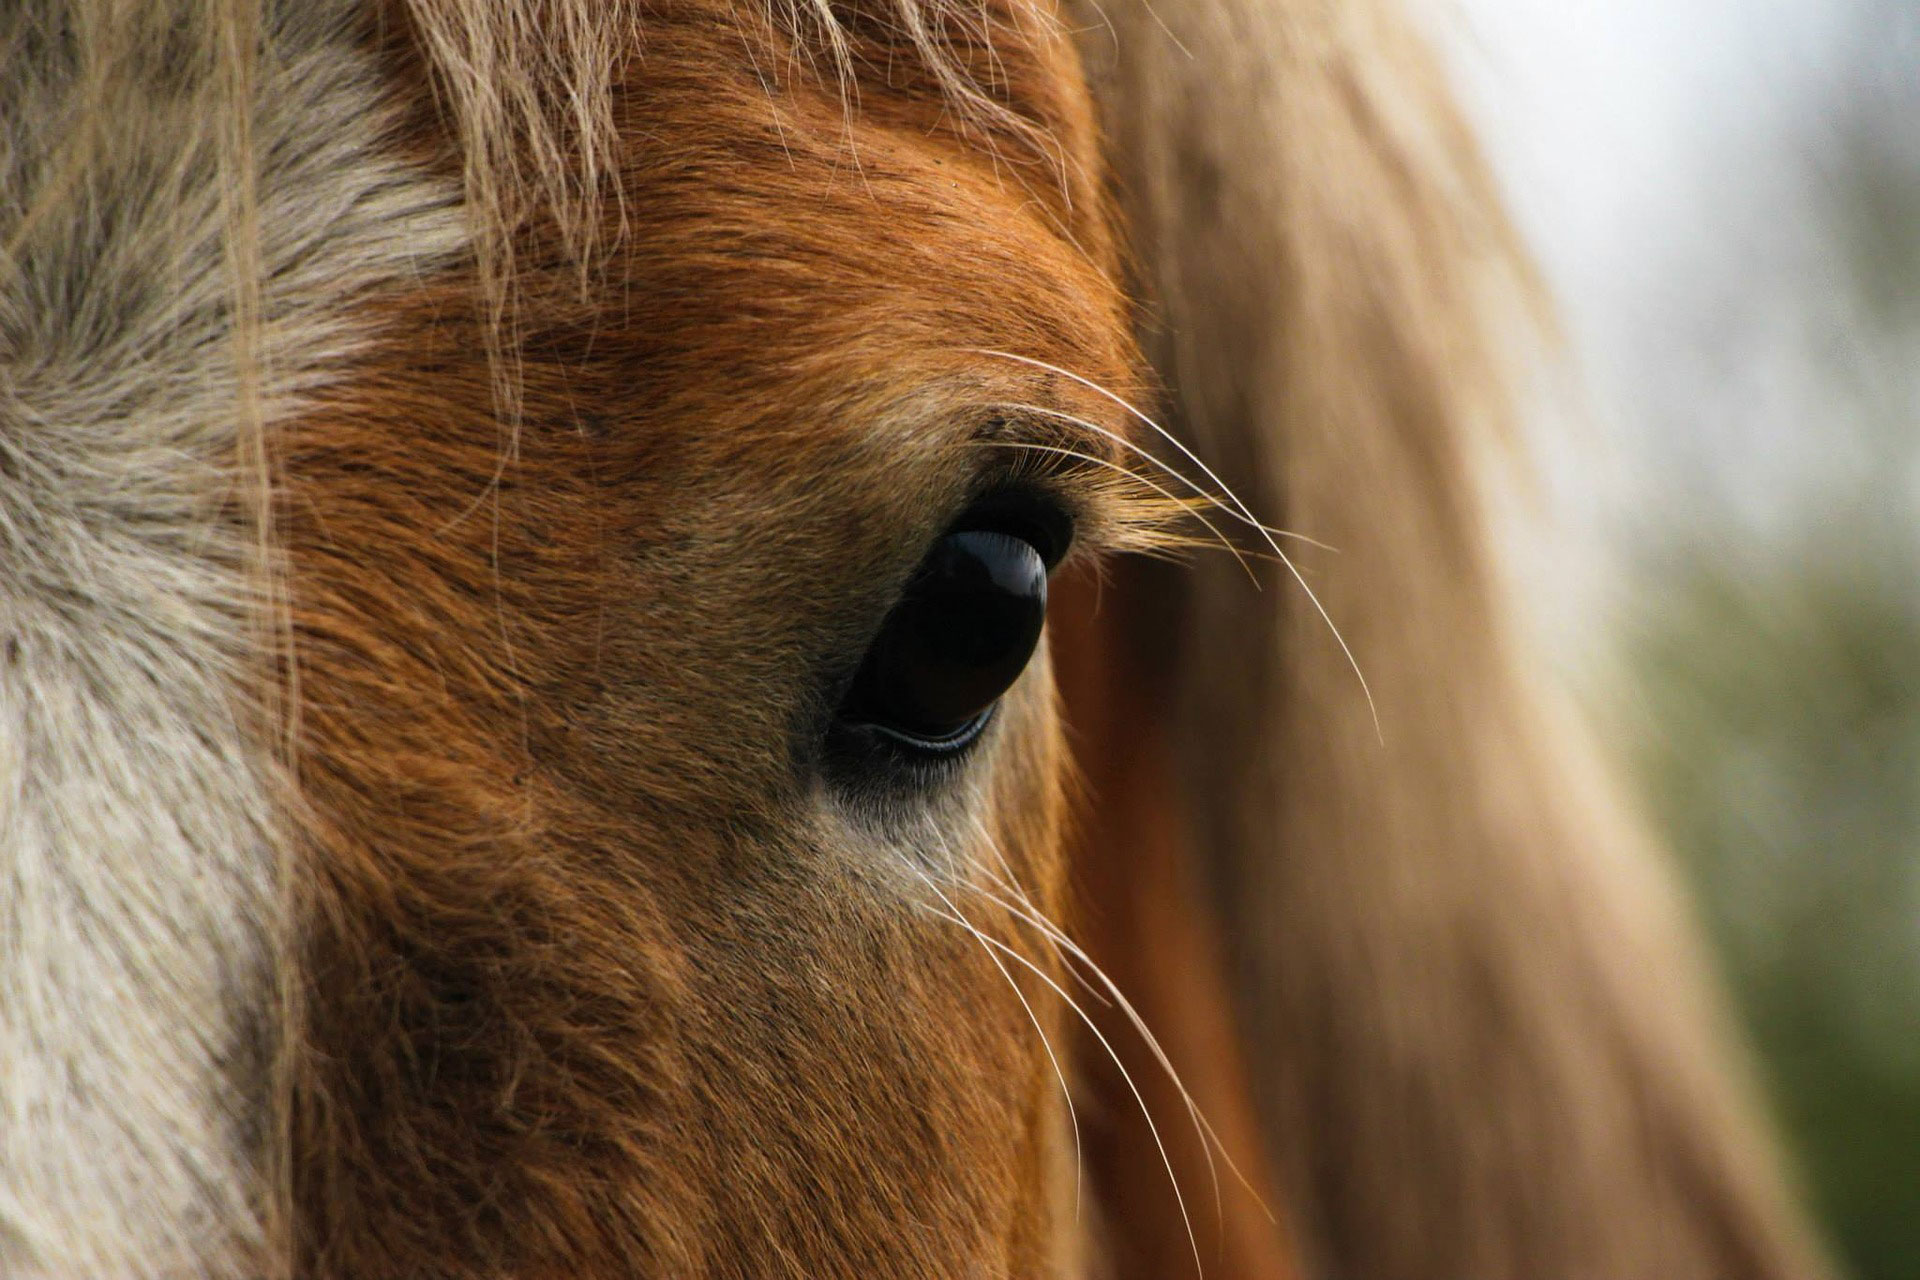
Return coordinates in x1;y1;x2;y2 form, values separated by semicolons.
911;851;1086;1224
973;886;1112;1014
965;818;1270;1229
919;896;1205;1279
973;440;1256;583
971;348;1382;742
1251;536;1383;744
968;866;1278;1230
969;350;1250;527
961;843;1115;1014
962;849;1110;1008
996;401;1338;553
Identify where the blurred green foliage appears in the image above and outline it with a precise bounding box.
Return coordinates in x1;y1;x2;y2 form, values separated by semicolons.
1629;536;1920;1280
1622;35;1919;1271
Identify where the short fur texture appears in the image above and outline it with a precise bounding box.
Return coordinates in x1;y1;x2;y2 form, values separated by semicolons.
0;0;1830;1276
0;4;464;1274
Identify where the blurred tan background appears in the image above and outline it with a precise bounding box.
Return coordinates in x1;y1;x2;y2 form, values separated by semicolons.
1437;3;1919;1275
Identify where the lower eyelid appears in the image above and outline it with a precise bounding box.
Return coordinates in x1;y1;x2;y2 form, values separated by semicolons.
853;707;996;757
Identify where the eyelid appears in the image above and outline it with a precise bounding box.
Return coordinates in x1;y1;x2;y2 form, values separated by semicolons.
967;411;1174;563
951;485;1075;570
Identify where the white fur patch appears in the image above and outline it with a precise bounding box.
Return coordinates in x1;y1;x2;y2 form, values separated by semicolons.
0;4;465;1274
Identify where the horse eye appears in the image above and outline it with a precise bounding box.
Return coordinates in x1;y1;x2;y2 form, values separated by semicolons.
838;530;1049;754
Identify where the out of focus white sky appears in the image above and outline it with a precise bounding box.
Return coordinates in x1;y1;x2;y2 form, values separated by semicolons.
1428;0;1919;658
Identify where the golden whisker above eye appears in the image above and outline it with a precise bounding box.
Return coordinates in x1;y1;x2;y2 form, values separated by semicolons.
968;438;1258;578
965;349;1258;531
966;437;1344;584
991;402;1339;554
968;352;1382;739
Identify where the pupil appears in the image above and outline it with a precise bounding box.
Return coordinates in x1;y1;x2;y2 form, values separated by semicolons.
846;530;1047;743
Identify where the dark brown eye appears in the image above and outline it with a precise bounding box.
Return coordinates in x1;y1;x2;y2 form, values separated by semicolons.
838;530;1048;753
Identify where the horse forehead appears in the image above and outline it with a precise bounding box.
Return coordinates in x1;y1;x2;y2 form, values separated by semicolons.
583;22;1133;465
0;3;468;1273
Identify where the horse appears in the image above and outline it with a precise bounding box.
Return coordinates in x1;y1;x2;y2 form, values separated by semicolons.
0;1;1832;1276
